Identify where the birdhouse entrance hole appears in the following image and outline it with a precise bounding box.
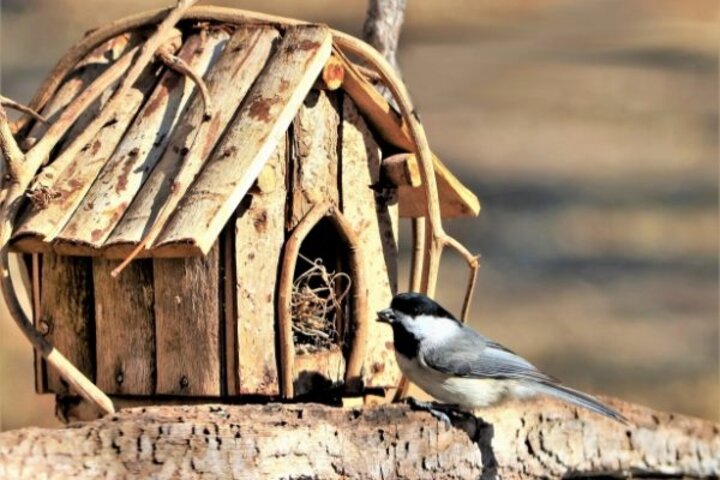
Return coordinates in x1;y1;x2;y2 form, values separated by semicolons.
291;218;352;355
278;203;368;398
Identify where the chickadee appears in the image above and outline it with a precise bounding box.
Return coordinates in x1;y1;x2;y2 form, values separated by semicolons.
377;292;627;423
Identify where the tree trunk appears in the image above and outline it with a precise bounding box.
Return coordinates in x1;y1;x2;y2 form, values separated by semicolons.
363;0;406;73
0;398;717;479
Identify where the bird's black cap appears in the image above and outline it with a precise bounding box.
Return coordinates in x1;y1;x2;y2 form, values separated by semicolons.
390;292;457;320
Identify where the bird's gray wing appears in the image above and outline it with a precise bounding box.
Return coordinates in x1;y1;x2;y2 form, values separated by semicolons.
421;328;556;382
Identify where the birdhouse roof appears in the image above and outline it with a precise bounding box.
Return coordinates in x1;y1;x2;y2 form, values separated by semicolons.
11;12;479;259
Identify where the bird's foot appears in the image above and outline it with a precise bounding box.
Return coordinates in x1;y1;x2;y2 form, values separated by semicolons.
405;397;471;427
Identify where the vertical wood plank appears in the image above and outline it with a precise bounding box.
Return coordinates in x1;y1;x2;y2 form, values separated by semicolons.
222;227;238;396
32;254;47;393
234;138;287;396
40;254;95;394
93;259;155;394
153;243;221;396
341;96;400;389
288;90;341;229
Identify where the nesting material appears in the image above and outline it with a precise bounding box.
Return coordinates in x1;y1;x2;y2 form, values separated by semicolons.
291;254;351;353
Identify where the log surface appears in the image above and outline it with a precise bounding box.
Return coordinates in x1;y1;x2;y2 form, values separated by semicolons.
1;398;717;479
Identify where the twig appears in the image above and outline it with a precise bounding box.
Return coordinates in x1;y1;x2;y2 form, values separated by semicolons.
0;106;24;178
331;32;481;398
156;45;213;120
0;96;48;124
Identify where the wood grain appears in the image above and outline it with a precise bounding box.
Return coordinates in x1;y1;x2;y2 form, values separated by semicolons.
56;32;216;250
341;96;399;389
288;89;341;229
104;27;275;253
287;90;344;396
39;254;95;394
25;33;137;142
154;25;333;255
12;89;146;253
233;137;287;396
153;243;221;396
93;259;155;394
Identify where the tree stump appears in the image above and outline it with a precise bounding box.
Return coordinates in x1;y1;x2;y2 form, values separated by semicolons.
1;398;717;478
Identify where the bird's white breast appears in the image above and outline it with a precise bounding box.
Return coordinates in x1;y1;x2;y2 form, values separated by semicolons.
396;352;511;409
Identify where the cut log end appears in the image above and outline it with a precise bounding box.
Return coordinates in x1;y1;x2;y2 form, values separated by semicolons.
321;55;345;90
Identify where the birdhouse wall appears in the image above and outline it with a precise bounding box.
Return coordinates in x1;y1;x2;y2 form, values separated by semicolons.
32;91;400;402
228;88;400;398
34;241;225;398
92;258;155;394
152;245;221;396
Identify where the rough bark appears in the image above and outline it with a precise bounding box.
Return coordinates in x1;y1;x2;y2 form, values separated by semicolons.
288;89;341;229
0;399;717;479
233;137;287;396
104;26;269;255
154;26;333;256
288;89;344;397
13;89;146;253
362;0;406;79
55;32;213;250
23;34;136;143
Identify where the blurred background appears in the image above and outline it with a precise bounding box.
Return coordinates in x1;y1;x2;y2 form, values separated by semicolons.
1;0;717;430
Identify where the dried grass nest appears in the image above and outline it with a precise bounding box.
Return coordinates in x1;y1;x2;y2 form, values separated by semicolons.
291;254;351;354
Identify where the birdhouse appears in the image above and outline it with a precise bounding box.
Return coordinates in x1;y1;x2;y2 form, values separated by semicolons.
7;7;479;417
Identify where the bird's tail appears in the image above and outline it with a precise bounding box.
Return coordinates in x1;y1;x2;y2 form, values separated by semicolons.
533;382;628;424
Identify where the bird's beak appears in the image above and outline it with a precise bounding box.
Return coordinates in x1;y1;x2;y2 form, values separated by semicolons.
377;308;396;324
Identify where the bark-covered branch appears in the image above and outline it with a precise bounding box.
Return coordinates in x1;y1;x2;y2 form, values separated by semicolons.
1;398;717;478
363;0;406;73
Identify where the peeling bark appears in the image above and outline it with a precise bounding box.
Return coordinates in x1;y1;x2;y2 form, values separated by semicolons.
0;399;717;479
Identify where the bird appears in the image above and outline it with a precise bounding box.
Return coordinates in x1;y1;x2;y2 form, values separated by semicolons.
377;292;627;423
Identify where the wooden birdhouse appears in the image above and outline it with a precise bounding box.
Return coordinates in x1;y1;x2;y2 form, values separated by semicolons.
4;6;479;417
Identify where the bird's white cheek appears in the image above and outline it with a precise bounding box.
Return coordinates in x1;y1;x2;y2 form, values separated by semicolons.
402;315;460;342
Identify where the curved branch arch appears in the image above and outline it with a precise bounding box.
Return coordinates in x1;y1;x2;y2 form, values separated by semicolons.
277;202;368;399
